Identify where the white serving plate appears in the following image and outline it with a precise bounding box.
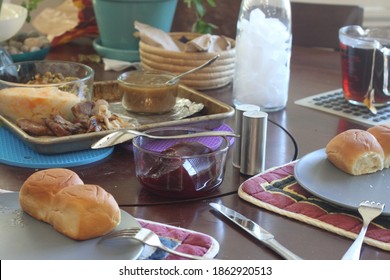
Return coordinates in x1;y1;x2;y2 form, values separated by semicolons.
0;192;143;260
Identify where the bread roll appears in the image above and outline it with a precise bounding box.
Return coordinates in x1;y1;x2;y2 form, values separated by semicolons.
19;168;84;221
367;124;390;168
325;129;384;175
49;184;121;240
19;168;121;240
0;86;81;124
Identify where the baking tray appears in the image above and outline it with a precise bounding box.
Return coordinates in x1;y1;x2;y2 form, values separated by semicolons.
0;81;234;154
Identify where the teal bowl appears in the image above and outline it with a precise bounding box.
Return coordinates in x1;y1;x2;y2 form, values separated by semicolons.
11;46;51;62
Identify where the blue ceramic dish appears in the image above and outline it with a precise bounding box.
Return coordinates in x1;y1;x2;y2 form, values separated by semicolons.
11;46;51;62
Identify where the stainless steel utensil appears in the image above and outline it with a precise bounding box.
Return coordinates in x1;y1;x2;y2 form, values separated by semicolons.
165;54;220;85
341;200;385;260
209;203;303;260
91;128;239;149
99;227;211;260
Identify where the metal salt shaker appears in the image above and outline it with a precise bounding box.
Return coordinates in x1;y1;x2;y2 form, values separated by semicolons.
240;110;268;176
233;104;260;167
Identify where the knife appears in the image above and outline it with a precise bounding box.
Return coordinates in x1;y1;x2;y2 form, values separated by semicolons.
209;203;303;260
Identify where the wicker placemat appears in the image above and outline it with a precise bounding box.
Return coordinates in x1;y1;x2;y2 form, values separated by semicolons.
238;162;390;251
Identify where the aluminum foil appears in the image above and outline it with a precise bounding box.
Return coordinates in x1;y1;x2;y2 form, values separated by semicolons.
109;97;205;127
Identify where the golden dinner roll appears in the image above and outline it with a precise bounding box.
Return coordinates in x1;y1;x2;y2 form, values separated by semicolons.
19;168;121;240
49;184;121;240
367;124;390;168
325;129;384;175
19;168;83;221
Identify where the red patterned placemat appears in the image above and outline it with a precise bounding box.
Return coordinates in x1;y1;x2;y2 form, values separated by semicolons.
136;219;220;260
238;162;390;251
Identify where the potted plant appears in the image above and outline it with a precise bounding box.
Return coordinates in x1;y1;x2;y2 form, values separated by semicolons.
17;0;218;60
92;0;217;61
93;0;179;52
92;0;216;49
183;0;216;34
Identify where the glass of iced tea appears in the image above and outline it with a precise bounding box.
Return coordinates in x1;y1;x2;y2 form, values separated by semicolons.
339;25;390;106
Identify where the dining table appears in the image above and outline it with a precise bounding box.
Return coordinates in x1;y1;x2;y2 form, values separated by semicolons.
1;37;389;261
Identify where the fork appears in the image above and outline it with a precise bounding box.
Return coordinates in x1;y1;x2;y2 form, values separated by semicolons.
99;227;211;260
341;201;385;260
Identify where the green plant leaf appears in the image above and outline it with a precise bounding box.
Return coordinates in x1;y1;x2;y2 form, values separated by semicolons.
183;0;218;34
22;0;45;22
193;19;217;34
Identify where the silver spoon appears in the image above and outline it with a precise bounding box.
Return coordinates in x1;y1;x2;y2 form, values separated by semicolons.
165;54;220;85
91;128;239;149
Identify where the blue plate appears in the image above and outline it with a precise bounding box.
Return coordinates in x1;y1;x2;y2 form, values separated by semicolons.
11;46;51;62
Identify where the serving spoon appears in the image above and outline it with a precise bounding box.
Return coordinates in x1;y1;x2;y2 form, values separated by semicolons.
91;128;239;149
165;54;220;85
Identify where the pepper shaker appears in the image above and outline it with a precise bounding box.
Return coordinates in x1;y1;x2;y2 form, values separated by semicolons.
233;104;260;168
240;110;268;175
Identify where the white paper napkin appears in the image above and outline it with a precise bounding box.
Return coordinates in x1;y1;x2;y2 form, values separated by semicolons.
103;58;141;71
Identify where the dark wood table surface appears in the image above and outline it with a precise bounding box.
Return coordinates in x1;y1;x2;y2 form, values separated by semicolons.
1;40;389;260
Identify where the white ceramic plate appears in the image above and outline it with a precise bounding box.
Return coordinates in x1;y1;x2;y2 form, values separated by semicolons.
294;148;390;215
0;192;144;259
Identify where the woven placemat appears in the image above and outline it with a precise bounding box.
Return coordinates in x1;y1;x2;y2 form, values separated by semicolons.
137;219;219;260
238;162;390;251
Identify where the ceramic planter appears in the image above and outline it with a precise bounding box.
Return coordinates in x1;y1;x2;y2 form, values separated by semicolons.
93;0;178;51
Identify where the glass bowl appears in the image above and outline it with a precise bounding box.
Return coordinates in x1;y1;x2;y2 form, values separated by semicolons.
117;70;179;114
132;127;230;198
0;60;94;124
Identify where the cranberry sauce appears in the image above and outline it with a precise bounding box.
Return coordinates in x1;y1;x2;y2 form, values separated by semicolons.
138;142;223;198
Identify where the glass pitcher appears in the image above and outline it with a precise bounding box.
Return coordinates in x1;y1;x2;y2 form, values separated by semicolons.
339;25;390;107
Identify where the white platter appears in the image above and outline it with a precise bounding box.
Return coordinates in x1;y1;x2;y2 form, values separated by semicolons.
294;148;389;215
0;192;143;259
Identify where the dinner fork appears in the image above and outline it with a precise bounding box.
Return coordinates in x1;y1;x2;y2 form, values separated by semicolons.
341;201;385;260
99;227;211;260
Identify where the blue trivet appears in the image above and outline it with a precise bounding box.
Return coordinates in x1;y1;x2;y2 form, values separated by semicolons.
0;127;114;168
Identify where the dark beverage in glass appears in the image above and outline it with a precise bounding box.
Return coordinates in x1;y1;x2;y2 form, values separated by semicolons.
339;25;390;107
340;42;390;106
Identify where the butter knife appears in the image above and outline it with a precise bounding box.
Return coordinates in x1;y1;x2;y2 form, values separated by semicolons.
209;203;303;260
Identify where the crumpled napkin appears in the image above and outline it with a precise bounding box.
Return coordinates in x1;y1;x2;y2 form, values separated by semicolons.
103;58;141;71
103;21;234;71
134;21;232;53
